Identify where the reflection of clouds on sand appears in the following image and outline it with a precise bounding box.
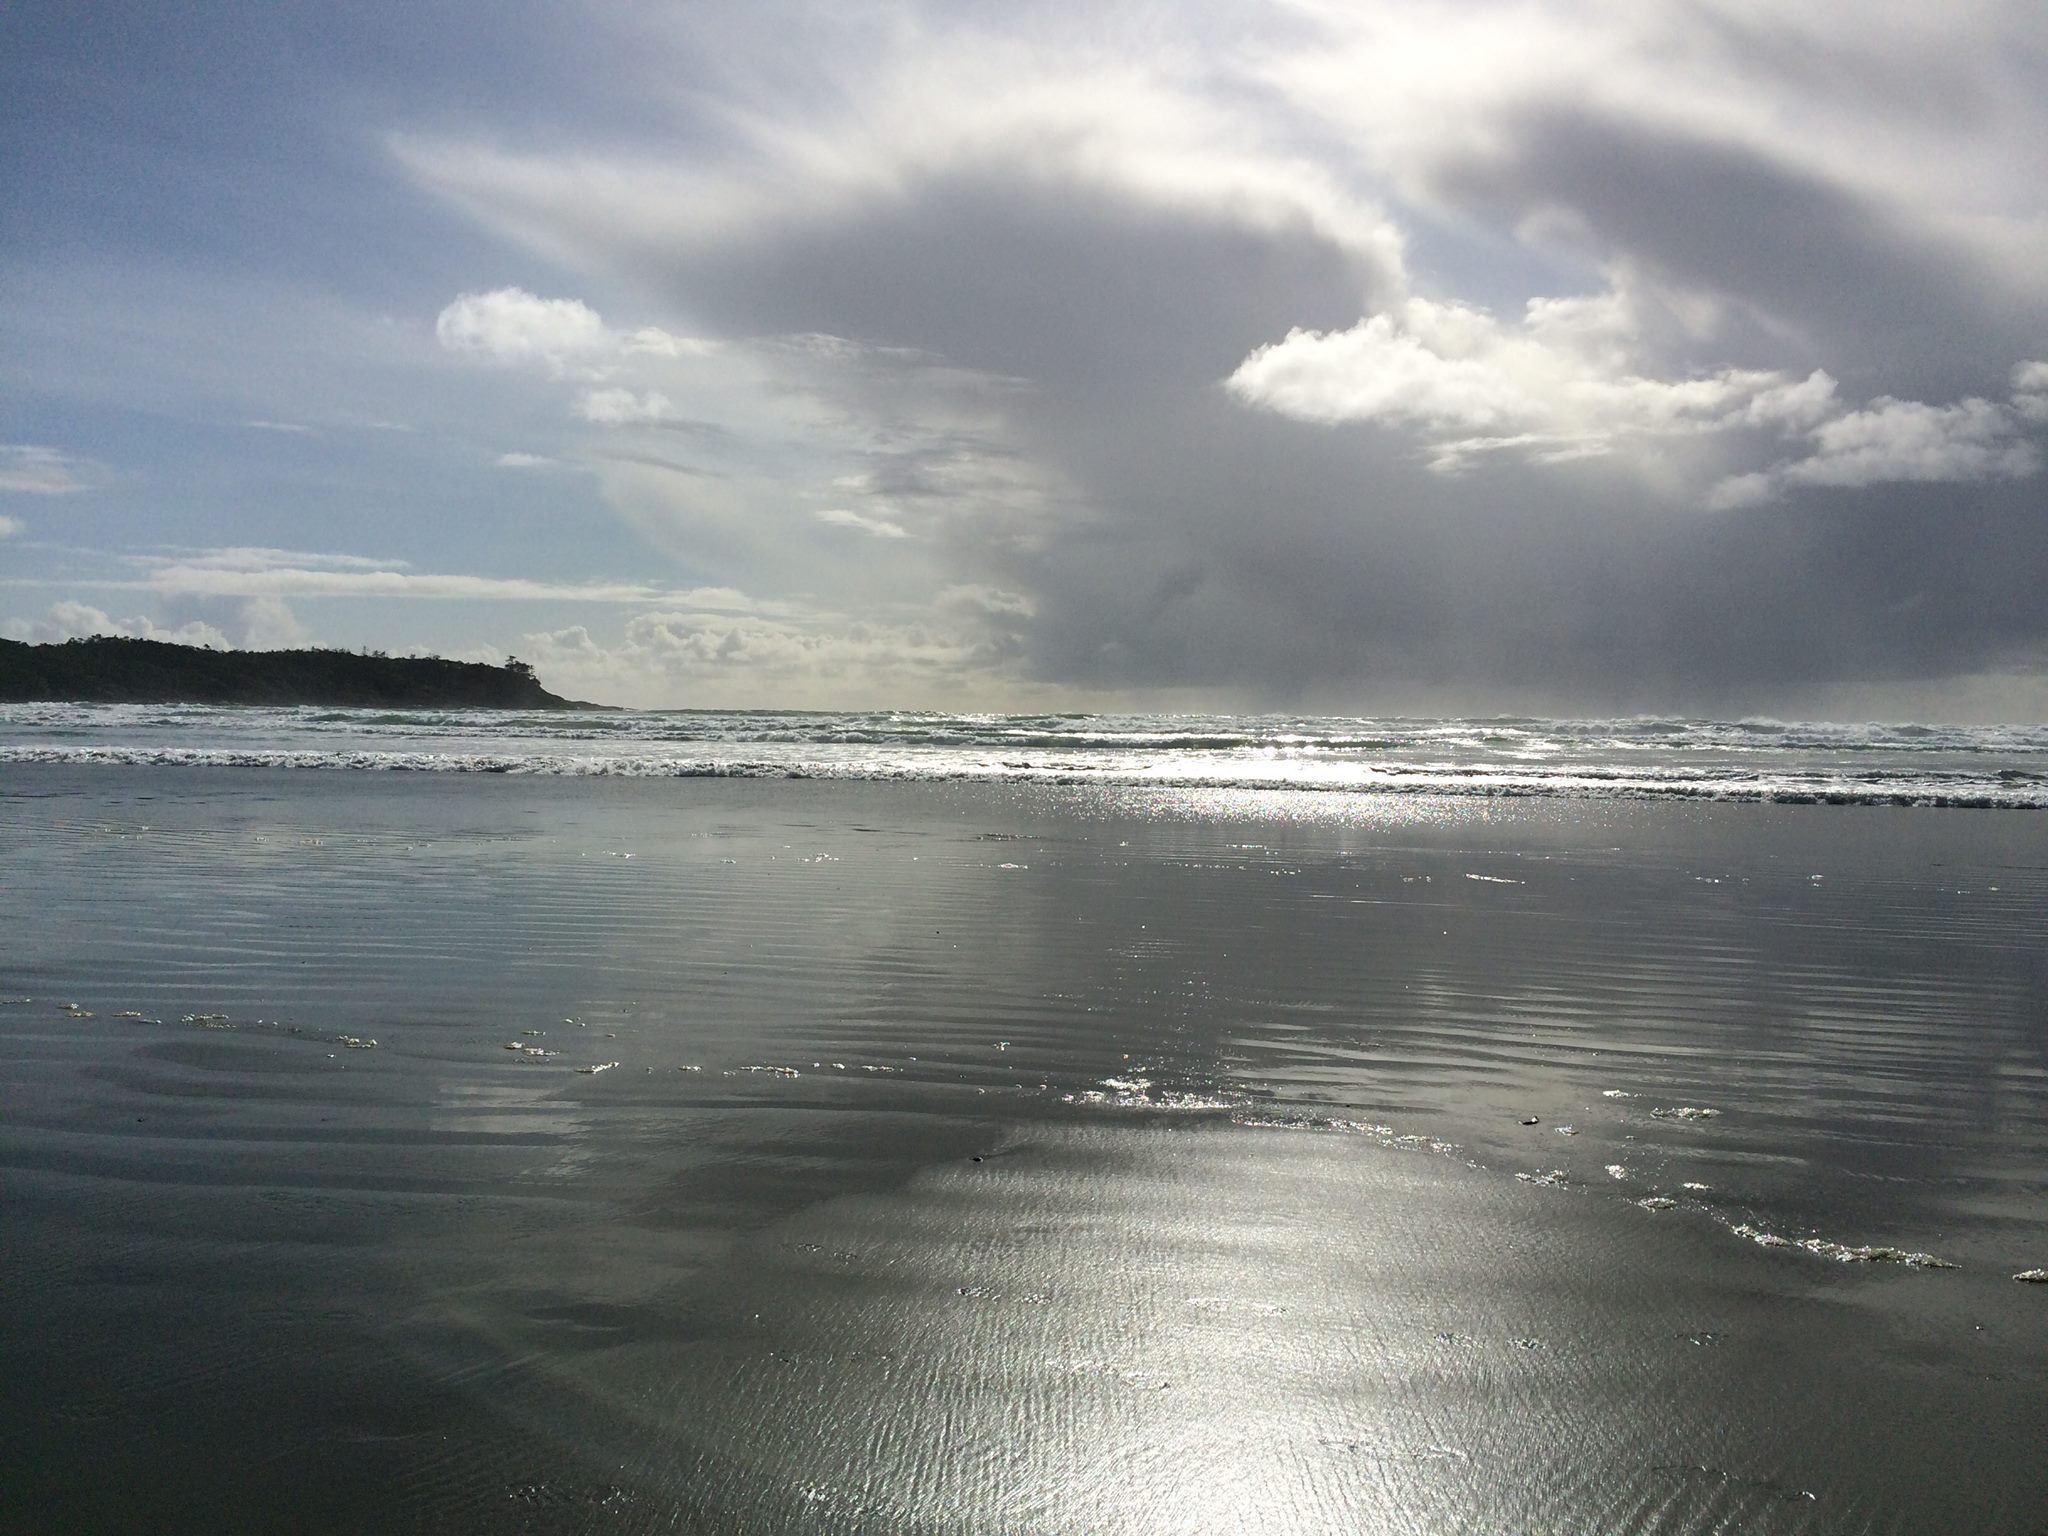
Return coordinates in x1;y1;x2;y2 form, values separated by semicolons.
5;768;2046;1528
508;1119;1986;1529
428;1080;588;1142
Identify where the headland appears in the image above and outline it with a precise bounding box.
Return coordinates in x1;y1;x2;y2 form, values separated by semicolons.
0;635;602;709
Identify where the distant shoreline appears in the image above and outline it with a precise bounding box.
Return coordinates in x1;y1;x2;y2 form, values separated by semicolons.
0;636;608;710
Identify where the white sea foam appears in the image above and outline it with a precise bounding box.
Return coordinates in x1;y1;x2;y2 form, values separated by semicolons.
1063;1082;1237;1113
1231;1112;1461;1157
1730;1223;1956;1268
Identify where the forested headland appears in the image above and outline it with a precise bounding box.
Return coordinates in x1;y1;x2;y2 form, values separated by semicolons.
0;636;603;709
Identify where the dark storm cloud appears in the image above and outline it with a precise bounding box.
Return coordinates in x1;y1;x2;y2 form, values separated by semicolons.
1424;104;2045;397
406;0;2048;709
1013;389;2048;710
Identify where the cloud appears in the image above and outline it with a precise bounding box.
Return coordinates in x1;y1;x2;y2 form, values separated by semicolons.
1221;290;2039;507
2014;360;2048;424
435;287;608;374
134;565;689;603
1225;293;1805;473
136;546;405;574
577;388;677;426
1230;294;2048;505
521;590;1036;708
495;452;559;469
5;595;305;651
622;328;718;359
0;515;20;538
396;26;1410;338
1711;392;2042;506
243;419;313;434
937;583;1036;619
435;288;713;383
1741;371;1842;430
0;445;107;495
4;601;229;649
814;507;908;539
239;596;307;649
384;1;2048;707
1264;3;2048;384
1791;397;2039;487
18;0;2038;710
2;545;748;605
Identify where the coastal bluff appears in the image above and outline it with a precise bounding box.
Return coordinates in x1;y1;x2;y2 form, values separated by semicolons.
0;636;602;709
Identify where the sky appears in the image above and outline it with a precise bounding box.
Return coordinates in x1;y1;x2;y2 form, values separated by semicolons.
5;0;2047;716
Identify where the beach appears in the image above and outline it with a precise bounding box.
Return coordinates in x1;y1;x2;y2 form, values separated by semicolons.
14;0;2048;1525
3;761;2045;1532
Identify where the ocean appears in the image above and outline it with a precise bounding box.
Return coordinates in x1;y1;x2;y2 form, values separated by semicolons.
5;702;2047;805
2;705;2045;1532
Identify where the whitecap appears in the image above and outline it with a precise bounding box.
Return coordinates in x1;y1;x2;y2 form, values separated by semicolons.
1732;1223;1954;1267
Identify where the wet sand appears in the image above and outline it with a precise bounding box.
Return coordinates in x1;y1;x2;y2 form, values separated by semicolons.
2;766;2045;1532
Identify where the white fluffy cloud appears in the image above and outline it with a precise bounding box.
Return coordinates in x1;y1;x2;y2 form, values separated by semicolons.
1229;294;2048;505
4;601;229;648
1220;294;1785;460
238;596;307;648
1226;293;1832;475
0;514;21;539
435;288;609;373
5;596;306;650
436;288;710;383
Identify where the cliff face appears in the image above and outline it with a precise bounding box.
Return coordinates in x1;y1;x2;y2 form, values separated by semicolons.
0;637;602;709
